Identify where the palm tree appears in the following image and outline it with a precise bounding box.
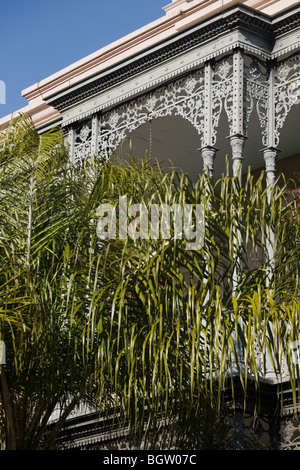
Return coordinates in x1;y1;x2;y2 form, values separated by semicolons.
0;115;299;450
0;115;104;449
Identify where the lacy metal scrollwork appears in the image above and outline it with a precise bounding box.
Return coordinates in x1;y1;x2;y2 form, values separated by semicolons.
280;418;300;450
98;69;205;154
244;53;300;148
73;121;93;163
70;52;300;162
245;55;269;146
212;58;233;143
274;54;300;146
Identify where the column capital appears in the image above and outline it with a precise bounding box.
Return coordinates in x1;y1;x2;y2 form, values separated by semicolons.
260;146;282;186
227;133;247;180
261;146;281;169
227;134;248;158
198;145;219;179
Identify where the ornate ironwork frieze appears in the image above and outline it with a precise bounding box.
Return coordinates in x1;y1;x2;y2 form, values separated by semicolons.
68;50;300;168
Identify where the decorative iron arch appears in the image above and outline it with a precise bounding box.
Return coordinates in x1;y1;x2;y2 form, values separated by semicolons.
97;68;206;155
274;51;300;147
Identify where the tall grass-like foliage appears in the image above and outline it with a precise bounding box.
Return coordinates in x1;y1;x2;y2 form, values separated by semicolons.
0;115;299;449
0;115;100;449
85;155;299;448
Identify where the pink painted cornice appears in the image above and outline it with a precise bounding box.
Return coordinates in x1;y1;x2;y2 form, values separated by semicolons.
1;0;299;130
23;0;298;104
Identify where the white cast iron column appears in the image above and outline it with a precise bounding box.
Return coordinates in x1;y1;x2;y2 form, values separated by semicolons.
228;133;247;182
68;127;75;164
228;51;247;435
200;145;218;179
228;49;247;182
228;49;247;292
261;62;281;382
91;114;99;155
199;60;218;177
262;63;281;265
262;63;279;190
262;146;279;189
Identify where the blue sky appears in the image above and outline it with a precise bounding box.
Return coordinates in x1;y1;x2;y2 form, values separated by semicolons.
0;0;168;118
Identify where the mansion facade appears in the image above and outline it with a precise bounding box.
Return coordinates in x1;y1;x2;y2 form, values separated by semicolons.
1;0;300;450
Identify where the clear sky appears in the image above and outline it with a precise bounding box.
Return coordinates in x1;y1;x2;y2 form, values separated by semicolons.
0;0;168;118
